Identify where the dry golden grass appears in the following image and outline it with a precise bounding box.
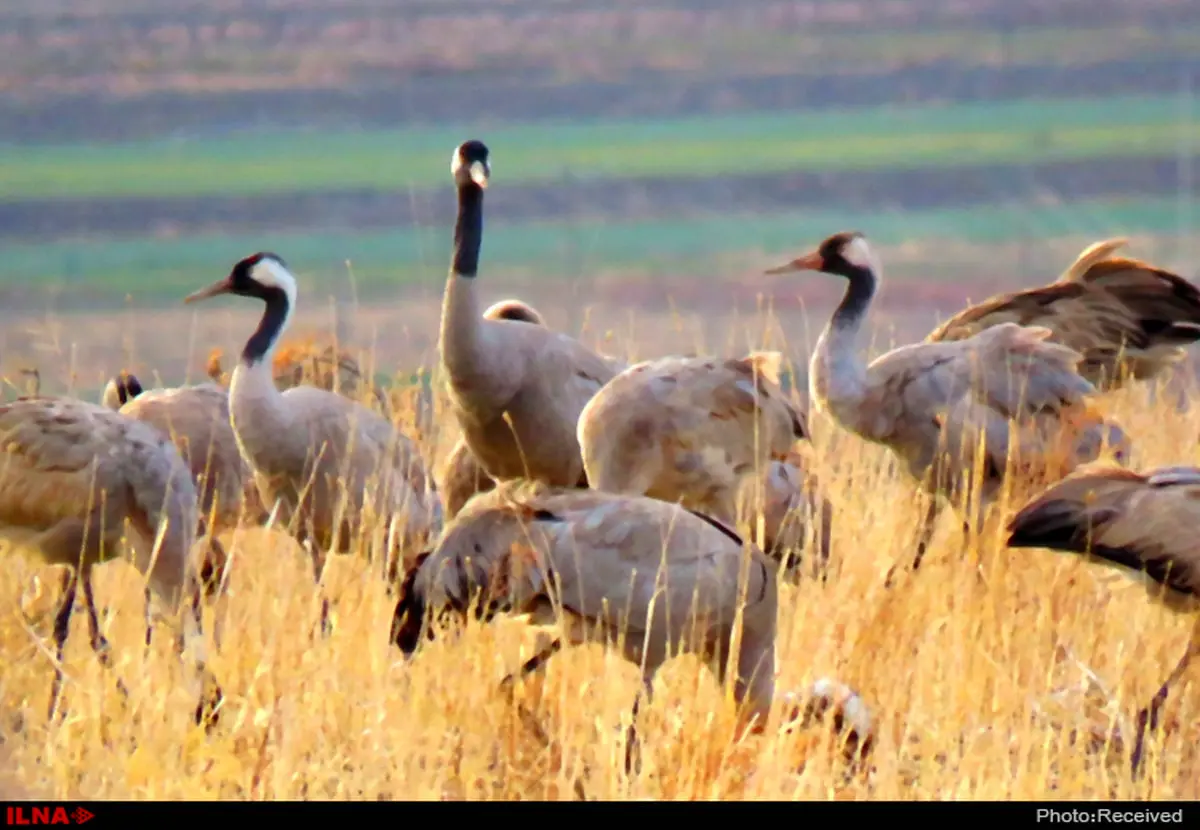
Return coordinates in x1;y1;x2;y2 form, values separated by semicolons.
205;333;396;416
2;314;1200;801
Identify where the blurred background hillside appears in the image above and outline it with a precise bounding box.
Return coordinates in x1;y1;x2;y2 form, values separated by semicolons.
0;0;1197;390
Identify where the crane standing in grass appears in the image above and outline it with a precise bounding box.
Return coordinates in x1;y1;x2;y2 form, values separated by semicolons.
763;231;1130;573
183;253;442;634
0;395;220;724
1007;464;1200;777
391;479;874;770
437;140;618;489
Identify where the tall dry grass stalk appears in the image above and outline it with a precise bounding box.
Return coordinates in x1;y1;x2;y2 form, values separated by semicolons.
1;319;1199;801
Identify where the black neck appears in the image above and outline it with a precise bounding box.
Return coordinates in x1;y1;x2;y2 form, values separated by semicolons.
831;266;877;329
451;183;484;278
242;287;290;365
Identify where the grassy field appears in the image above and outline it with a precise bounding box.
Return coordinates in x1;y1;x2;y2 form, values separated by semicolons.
4;197;1195;305
2;0;1199;801
3;95;1194;200
2;317;1199;800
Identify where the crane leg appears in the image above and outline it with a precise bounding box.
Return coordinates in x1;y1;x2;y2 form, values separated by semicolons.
80;571;130;704
194;676;223;731
883;495;942;588
47;568;79;721
191;645;224;733
496;638;585;798
197;525;228;598
499;638;564;693
1130;628;1199;779
172;580;223;732
301;536;333;640
316;599;332;638
624;675;655;777
79;570;112;666
497;637;565;740
143;587;154;649
383;526;402;591
910;494;943;572
47;566;129;719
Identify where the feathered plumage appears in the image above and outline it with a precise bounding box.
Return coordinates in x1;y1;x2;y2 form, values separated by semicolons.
764;231;1130;568
393;479;783;734
927;238;1200;388
579;351;808;528
103;373;258;537
1007;464;1200;775
736;450;833;577
184;253;442;616
1008;464;1200;610
439;140;620;487
0;396;217;721
439;298;551;520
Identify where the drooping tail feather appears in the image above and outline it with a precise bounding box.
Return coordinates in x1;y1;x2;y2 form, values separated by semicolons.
1006;468;1199;599
1070;247;1200;378
1006;495;1120;555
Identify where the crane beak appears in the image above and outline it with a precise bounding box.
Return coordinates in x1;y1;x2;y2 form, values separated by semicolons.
764;250;823;276
469;161;490;190
184;276;234;304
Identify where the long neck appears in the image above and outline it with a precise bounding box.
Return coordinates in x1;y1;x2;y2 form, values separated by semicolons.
242;287;291;367
830;265;876;332
452;183;483;277
230;287;293;453
439;183;492;392
810;266;876;421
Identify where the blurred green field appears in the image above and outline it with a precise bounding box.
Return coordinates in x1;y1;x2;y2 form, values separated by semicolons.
1;95;1194;201
9;195;1194;302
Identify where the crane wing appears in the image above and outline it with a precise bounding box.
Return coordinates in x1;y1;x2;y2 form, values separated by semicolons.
411;482;771;647
926;240;1200;385
1007;465;1200;600
865;323;1094;442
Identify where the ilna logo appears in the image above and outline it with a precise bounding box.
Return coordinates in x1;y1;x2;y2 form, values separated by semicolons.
4;806;94;825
